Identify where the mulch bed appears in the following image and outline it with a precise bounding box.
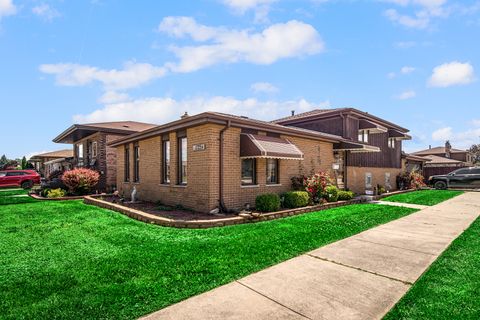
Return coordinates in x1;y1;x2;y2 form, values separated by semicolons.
100;196;237;221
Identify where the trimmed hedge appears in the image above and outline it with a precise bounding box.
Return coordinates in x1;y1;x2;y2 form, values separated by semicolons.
338;190;354;201
255;193;281;212
283;191;309;209
325;185;339;202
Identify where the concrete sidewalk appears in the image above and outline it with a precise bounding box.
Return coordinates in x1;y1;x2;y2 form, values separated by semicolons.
142;193;480;320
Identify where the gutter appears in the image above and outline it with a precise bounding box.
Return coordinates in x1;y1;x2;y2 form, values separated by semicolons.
219;120;231;213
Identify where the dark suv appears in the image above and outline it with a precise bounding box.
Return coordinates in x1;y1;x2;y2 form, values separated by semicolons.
429;167;480;190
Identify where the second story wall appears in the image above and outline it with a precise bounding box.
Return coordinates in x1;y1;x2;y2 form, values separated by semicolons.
347;132;402;168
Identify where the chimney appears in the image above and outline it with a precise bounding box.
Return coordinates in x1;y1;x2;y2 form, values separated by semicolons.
445;140;452;158
291;110;295;116
181;112;189;119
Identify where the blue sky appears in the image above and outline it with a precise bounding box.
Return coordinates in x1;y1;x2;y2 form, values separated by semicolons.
1;0;479;159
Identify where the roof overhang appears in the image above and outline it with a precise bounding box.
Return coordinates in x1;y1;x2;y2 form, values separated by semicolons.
240;134;304;160
333;141;381;153
53;125;138;144
359;119;388;133
388;129;411;141
43;157;72;165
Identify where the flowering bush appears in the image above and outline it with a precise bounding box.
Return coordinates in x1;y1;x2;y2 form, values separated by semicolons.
62;168;100;195
409;171;426;190
304;172;332;203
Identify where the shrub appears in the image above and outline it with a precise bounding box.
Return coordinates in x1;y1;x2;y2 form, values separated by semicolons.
290;175;306;191
47;188;66;198
338;190;354;201
410;171;426;190
61;168;100;195
47;169;64;180
377;184;386;195
325;185;339;202
255;193;281;212
304;172;332;203
283;191;309;209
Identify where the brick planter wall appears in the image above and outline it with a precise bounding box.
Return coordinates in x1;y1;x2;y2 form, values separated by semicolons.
84;196;366;229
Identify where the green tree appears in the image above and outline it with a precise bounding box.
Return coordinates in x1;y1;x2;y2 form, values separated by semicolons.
0;154;7;166
21;156;28;169
469;144;480;164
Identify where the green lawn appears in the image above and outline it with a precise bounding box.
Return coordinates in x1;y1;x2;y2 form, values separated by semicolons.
382;190;463;206
0;200;417;320
0;188;38;205
384;216;480;319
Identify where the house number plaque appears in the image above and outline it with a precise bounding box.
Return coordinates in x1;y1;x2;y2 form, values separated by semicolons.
193;144;206;151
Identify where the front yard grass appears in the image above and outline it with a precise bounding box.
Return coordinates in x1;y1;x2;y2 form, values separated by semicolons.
382;189;463;206
384;216;480;319
0;188;38;205
0;200;417;320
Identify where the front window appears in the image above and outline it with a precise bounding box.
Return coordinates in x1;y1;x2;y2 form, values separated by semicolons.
124;145;130;182
77;143;84;166
266;159;279;184
388;138;396;148
162;140;170;184
241;159;256;185
133;144;140;182
91;141;98;158
178;137;187;184
358;130;369;143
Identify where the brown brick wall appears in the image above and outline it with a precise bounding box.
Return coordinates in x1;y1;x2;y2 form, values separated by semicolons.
116;123;335;213
346;166;402;195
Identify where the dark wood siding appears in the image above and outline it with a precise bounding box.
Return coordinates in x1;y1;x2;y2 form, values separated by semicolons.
347;133;402;168
344;116;359;140
287;116;344;136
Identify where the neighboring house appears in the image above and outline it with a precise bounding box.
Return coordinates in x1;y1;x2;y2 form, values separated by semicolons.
273;108;411;194
108;112;367;213
53;121;157;191
411;141;474;179
28;149;73;177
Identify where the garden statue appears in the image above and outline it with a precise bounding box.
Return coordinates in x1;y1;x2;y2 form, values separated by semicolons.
131;186;137;203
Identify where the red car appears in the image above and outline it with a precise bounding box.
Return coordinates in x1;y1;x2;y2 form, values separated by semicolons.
0;170;41;189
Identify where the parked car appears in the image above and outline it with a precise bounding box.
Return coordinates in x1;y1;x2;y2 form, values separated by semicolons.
429;167;480;189
0;170;41;189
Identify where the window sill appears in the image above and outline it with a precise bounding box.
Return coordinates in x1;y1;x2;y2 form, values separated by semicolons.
241;184;259;188
173;184;187;188
266;184;282;187
159;183;171;187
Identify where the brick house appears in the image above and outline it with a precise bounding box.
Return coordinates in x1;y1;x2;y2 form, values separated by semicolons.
108;112;371;213
53;121;157;191
410;141;474;179
273;108;411;194
28;149;74;177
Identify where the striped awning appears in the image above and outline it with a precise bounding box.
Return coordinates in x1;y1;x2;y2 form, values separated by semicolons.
240;134;304;160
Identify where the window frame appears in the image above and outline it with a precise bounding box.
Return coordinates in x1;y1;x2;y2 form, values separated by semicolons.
133;143;140;183
162;139;171;184
124;145;130;182
91;141;98;158
266;158;279;185
177;136;187;185
241;158;257;185
358;130;369;143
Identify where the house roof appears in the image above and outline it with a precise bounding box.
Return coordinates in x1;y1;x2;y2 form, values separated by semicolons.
29;149;73;161
423;155;464;164
402;152;429;162
53;121;157;144
411;146;468;156
109;111;345;148
272;108;409;132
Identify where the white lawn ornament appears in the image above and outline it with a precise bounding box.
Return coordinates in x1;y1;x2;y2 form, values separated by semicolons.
131;186;137;203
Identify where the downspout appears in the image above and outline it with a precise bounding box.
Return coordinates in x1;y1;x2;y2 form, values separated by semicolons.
219;120;231;213
339;112;349;190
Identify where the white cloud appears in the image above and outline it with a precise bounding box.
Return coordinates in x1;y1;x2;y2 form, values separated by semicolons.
432;125;480;148
472;119;480;127
383;0;449;29
401;66;416;74
73;96;330;124
97;91;130;104
39;61;167;90
387;72;397;79
251;82;278;93
222;0;278;22
432;126;452;141
428;61;475;87
32;4;61;21
159;17;324;73
395;90;416;99
0;0;16;19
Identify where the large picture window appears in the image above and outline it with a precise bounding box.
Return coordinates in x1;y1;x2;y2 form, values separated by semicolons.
162;139;170;184
266;159;279;184
133;143;140;182
241;159;256;185
178;137;187;184
124;145;130;182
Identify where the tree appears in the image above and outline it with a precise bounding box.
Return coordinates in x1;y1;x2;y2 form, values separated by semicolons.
469;144;480;164
21;156;28;169
0;154;7;166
